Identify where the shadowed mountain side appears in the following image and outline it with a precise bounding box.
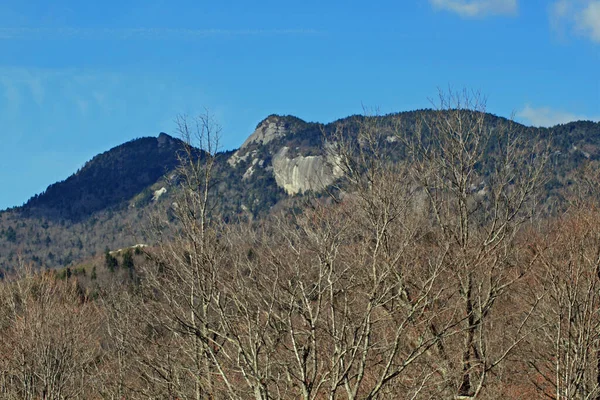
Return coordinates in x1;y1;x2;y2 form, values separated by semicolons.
22;133;185;221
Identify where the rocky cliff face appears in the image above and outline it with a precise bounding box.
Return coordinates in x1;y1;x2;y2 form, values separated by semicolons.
272;147;343;195
228;115;344;195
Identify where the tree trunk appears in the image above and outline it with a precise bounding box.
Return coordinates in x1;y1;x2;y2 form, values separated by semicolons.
459;275;475;398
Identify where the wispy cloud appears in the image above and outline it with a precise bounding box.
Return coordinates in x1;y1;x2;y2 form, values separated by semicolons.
0;27;320;41
550;0;600;43
0;66;212;136
0;67;120;120
517;104;600;127
0;70;45;109
429;0;518;18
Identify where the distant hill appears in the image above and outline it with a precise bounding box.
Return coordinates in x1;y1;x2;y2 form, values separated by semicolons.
0;111;599;273
23;132;186;221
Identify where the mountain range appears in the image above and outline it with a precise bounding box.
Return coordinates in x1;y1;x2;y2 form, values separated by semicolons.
1;110;599;272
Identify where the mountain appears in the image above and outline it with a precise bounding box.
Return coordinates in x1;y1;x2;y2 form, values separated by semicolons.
23;132;186;221
0;133;189;273
230;112;600;198
1;111;599;273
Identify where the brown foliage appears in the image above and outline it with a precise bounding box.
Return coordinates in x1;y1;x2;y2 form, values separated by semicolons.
3;102;600;399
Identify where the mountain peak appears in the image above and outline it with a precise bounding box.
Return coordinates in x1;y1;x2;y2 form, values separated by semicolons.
228;115;308;166
157;131;173;141
254;114;306;129
245;116;288;147
23;134;185;221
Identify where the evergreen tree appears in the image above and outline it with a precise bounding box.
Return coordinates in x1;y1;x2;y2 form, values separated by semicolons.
104;249;118;272
5;226;16;243
122;250;134;271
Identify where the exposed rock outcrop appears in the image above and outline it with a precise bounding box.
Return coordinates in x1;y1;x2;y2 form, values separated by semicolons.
152;187;167;201
228;116;290;166
227;115;344;194
272;147;343;195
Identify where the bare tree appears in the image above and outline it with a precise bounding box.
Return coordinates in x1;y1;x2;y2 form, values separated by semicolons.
527;203;600;399
0;262;102;400
133;108;457;399
392;89;548;398
130;96;550;399
313;111;460;398
136;110;228;399
98;284;149;400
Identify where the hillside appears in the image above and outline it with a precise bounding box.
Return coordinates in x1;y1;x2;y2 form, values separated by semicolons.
22;132;185;221
0;111;599;272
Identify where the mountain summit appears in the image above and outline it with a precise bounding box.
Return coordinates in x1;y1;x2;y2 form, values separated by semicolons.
24;133;184;221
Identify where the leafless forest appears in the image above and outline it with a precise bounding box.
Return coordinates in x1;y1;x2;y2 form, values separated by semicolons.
1;92;599;399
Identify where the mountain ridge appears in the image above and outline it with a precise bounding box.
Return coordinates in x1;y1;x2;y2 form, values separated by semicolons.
1;110;599;272
6;111;599;214
7;112;600;219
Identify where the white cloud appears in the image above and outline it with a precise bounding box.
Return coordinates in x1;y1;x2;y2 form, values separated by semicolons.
580;1;600;41
552;0;570;18
517;104;600;127
430;0;518;18
550;0;600;43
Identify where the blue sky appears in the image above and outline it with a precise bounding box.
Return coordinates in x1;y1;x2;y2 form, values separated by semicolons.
0;0;599;210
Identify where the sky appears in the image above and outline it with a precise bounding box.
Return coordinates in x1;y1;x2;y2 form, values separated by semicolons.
0;0;599;210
